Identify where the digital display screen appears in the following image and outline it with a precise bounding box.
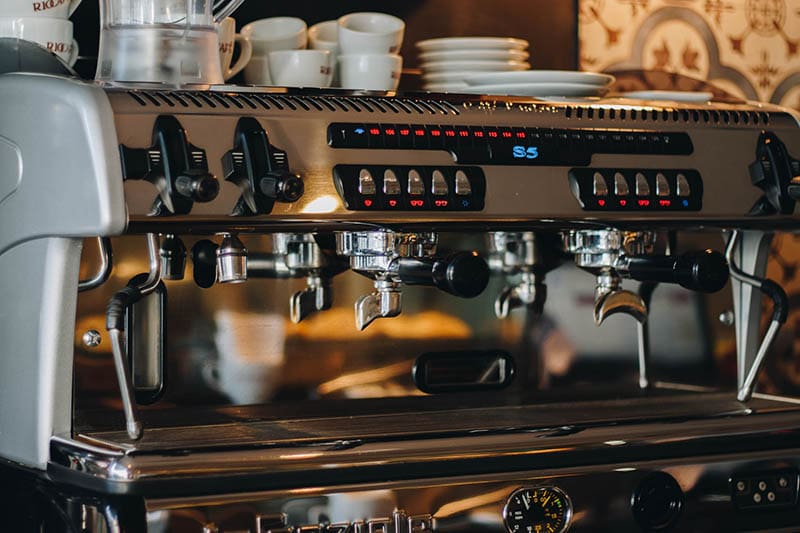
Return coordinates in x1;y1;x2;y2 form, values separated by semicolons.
512;145;539;160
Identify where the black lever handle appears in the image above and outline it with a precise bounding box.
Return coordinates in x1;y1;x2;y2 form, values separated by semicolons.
394;251;490;298
627;249;728;293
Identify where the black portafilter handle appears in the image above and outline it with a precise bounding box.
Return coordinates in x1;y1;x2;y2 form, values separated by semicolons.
627;249;729;293
394;251;490;298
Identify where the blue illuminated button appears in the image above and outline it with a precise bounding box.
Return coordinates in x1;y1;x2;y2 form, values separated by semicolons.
682;199;689;207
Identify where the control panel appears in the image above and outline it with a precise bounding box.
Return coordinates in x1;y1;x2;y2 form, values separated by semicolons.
334;165;486;211
569;168;703;211
328;123;694;166
105;89;800;223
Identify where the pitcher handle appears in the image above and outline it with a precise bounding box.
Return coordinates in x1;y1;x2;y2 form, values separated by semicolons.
225;34;252;79
213;0;246;23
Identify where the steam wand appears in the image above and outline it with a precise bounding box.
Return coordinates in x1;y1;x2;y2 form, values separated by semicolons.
105;233;162;440
725;230;788;402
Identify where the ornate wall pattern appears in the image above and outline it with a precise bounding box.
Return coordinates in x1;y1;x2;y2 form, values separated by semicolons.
579;0;800;109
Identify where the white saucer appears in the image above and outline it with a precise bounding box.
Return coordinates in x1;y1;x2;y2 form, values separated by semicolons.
422;70;503;84
421;59;531;73
620;90;713;103
423;82;469;92
460;82;608;97
418;49;530;63
464;70;615;87
416;36;529;52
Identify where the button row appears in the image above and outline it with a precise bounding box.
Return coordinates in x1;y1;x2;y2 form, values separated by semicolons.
592;171;692;198
569;169;703;211
334;165;485;211
328;122;694;167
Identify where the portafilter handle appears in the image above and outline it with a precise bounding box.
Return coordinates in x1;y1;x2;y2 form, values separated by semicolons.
626;249;729;293
391;251;490;298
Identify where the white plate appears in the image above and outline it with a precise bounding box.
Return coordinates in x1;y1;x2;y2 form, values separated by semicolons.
421;60;531;73
423;82;469;92
418;49;530;63
464;70;615;87
460;82;608;97
620;90;713;103
422;70;507;84
416;36;529;52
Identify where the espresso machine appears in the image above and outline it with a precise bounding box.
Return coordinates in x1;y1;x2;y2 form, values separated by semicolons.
3;67;800;532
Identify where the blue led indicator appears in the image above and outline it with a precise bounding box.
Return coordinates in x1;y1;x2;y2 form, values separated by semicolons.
512;145;539;159
462;200;470;208
354;127;365;135
682;199;689;207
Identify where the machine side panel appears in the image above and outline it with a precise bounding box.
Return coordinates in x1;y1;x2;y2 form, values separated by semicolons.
0;237;81;469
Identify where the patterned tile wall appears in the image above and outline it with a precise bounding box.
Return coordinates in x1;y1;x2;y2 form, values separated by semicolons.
579;0;800;109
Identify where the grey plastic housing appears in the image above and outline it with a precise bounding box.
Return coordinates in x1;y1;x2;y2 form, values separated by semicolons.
0;73;125;468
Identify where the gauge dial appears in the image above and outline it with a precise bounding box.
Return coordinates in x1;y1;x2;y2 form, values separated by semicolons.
503;486;572;533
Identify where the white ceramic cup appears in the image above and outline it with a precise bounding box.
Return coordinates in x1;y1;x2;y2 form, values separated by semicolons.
241;16;307;55
308;19;339;86
338;53;402;91
241;17;307;85
2;0;82;18
0;16;78;65
268;49;332;87
208;311;286;405
217;17;252;80
337;12;404;54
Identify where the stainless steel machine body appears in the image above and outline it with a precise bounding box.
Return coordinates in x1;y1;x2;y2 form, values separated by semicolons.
3;73;800;531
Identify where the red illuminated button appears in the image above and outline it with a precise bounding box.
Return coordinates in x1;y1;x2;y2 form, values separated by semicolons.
434;199;449;207
619;199;627;207
659;199;671;207
388;199;398;207
363;199;373;207
598;199;606;207
409;199;425;208
638;199;651;207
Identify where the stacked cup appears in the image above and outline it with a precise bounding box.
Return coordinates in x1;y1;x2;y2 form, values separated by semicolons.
0;0;82;67
241;16;333;88
240;12;404;92
336;12;404;91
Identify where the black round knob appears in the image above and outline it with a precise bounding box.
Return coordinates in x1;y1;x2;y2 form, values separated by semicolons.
260;172;304;203
432;251;490;298
631;472;684;532
674;249;729;293
175;172;220;203
191;239;219;289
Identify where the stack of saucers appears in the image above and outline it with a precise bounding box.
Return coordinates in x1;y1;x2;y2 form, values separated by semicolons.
459;70;616;98
416;36;530;92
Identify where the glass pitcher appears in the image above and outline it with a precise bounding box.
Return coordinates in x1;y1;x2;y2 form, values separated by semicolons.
96;0;245;86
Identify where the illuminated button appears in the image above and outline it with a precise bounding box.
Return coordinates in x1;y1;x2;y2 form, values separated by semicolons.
383;169;401;195
593;172;609;196
635;173;650;196
358;169;376;195
407;170;425;196
614;172;629;195
432;170;449;196
455;170;472;196
656;172;670;196
676;173;691;197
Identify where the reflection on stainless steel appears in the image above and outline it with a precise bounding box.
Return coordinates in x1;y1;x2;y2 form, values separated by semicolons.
4;73;800;531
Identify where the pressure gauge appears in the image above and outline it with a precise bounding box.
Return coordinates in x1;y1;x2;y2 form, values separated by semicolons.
503;486;572;533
